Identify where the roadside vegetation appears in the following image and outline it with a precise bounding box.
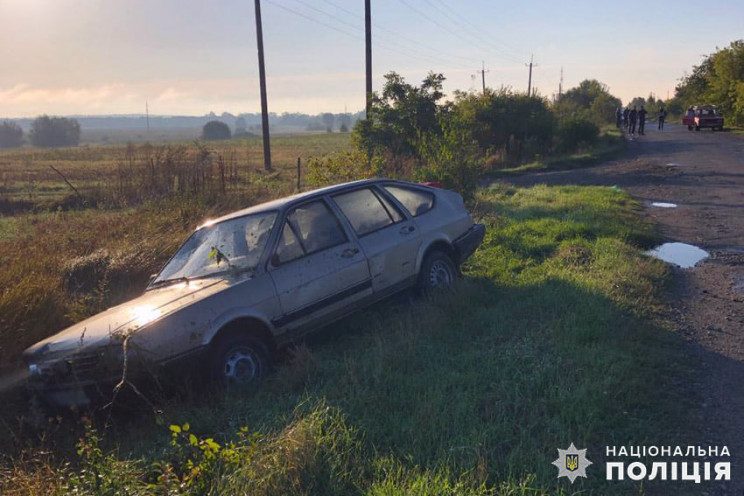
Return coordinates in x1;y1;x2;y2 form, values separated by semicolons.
0;72;703;494
669;39;744;124
0;183;699;495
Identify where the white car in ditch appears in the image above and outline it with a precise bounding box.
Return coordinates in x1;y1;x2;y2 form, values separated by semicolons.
23;179;485;407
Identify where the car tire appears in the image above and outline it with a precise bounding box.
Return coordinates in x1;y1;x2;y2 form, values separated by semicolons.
417;250;458;294
209;334;269;386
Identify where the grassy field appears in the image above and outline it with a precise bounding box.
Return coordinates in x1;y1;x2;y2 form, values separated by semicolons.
0;133;352;210
0;178;701;494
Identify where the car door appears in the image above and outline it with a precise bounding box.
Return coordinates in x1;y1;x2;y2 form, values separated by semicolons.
330;186;421;293
268;199;371;332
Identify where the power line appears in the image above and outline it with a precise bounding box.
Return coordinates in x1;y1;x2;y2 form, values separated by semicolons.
399;0;522;65
264;0;362;40
421;0;523;64
319;0;482;65
287;0;467;67
264;0;471;70
428;0;525;56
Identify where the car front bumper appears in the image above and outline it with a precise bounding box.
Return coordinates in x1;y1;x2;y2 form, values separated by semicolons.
454;223;486;263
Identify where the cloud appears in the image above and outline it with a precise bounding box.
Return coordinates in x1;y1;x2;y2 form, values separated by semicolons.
0;75;372;117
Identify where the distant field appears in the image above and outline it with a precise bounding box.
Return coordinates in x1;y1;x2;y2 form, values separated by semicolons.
0;132;352;210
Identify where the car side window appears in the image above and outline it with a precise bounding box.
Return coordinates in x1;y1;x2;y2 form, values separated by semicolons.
376;189;404;223
333;188;399;236
275;222;304;264
287;200;347;254
384;185;434;217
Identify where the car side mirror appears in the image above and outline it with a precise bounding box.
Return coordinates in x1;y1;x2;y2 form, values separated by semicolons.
270;253;281;267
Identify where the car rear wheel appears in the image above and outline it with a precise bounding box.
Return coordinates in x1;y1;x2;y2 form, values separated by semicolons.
210;335;269;386
418;250;458;293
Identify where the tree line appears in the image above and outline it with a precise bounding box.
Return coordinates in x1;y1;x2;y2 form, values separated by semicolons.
672;39;744;124
307;72;620;203
0;116;81;148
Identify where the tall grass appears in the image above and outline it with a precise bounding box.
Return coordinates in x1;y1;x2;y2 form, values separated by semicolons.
0;184;700;495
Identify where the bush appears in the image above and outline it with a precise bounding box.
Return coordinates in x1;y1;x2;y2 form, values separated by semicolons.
0;120;23;148
418;116;483;205
557;117;599;152
202;120;232;140
29;116;80;147
305;150;377;188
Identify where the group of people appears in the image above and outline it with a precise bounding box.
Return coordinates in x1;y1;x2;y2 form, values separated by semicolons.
615;106;668;135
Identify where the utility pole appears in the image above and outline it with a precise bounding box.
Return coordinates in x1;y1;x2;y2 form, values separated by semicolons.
365;0;372;116
558;67;563;100
479;61;489;94
526;54;537;97
254;0;272;171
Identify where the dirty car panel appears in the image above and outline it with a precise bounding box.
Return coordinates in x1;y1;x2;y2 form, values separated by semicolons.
23;179;485;407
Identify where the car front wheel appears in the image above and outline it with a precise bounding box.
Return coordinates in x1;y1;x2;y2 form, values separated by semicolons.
418;250;458;293
210;335;269;386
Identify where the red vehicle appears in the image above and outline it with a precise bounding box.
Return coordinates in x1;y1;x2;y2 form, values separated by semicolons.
682;105;724;131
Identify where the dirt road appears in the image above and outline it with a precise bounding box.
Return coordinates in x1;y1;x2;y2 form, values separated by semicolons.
499;122;744;493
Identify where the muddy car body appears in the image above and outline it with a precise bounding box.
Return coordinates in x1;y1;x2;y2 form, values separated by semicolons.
23;179;485;407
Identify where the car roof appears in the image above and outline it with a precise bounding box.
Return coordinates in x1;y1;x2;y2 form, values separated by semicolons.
200;178;418;228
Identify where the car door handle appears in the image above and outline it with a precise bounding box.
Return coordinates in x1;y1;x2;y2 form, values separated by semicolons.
340;248;360;258
400;225;416;235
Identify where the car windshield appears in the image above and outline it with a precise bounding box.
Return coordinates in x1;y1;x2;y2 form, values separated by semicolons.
153;211;277;284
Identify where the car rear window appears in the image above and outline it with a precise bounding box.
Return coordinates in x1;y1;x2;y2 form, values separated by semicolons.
384;185;434;217
333;188;399;236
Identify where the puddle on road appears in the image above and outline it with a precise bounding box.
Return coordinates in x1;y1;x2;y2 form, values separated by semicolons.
651;202;678;208
645;242;710;268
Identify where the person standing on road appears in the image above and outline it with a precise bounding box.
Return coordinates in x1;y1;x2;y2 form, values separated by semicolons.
616;107;623;128
623;107;630;130
658;107;667;130
628;106;638;135
638;106;647;135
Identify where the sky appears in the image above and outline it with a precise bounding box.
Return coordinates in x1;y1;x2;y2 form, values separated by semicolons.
0;0;743;118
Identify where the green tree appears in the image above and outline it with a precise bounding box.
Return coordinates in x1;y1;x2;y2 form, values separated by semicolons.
554;79;621;125
452;88;554;161
418;112;483;204
202;120;232;140
353;71;447;174
675;40;744;124
29;115;80;147
0;120;23;148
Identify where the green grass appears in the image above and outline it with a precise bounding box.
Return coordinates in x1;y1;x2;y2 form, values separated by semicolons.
0;184;700;495
490;130;626;176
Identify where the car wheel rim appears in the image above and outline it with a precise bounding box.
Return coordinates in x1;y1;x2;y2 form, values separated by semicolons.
223;347;258;383
428;260;453;288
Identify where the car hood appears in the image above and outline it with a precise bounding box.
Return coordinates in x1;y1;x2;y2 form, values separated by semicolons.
24;277;233;360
